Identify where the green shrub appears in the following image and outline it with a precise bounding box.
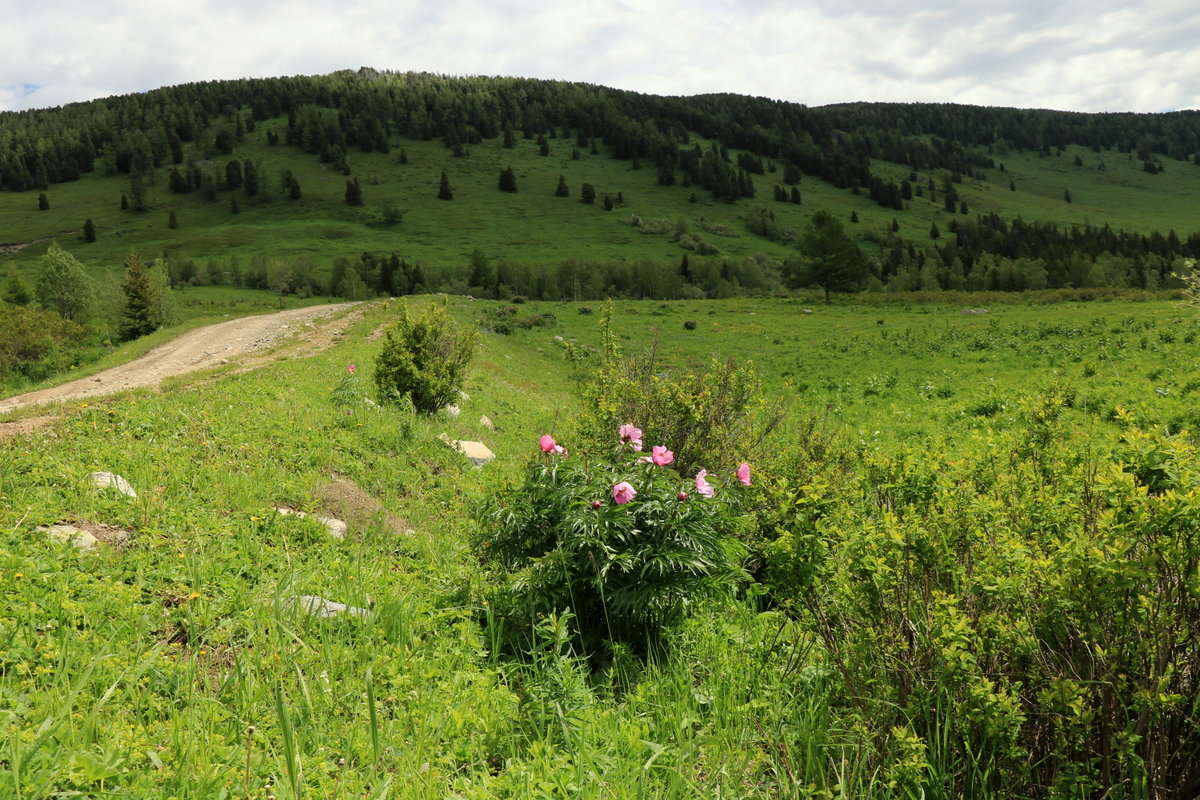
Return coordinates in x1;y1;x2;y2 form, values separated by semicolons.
474;430;751;656
373;299;477;413
759;403;1200;794
0;303;83;381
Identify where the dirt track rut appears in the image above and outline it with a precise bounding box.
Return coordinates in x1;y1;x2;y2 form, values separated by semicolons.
0;303;357;415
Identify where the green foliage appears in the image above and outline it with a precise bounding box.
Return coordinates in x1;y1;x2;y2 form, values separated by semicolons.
759;395;1200;794
787;209;871;302
579;309;779;475
474;433;749;655
117;249;169;341
372;299;477;412
2;266;32;306
437;170;453;200
0;303;83;380
35;242;92;322
344;175;363;206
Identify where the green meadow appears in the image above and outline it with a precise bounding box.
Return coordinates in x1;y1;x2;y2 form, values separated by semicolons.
4;120;1199;285
4;295;1200;797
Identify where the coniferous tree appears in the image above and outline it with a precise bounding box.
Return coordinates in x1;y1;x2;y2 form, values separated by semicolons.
289;177;302;199
118;249;167;340
1064;188;1072;203
502;128;515;148
537;134;549;156
498;166;517;192
168;167;190;194
37;193;49;211
225;160;243;190
580;182;596;204
345;176;363;206
83;218;96;242
243;159;258;197
437;171;453;200
554;174;569;197
398;148;409;165
120;193;129;210
2;266;33;306
787;210;870;303
790;187;802;204
129;172;147;211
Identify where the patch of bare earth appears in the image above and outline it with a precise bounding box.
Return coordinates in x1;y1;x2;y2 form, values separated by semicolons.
314;477;411;536
0;415;58;440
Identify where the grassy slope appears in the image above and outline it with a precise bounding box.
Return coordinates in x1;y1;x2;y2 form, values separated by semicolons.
3;296;1199;797
3;118;1199;284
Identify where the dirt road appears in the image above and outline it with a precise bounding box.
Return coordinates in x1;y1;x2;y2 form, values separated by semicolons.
0;303;358;415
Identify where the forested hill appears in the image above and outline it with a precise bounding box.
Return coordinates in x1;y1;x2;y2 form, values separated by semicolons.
3;69;1199;297
5;70;1199;192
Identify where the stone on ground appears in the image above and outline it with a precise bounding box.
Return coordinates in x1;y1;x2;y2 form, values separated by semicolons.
438;433;494;467
290;594;368;618
274;507;348;539
90;471;137;497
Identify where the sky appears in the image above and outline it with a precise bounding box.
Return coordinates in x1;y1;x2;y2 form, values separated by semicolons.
3;0;1199;114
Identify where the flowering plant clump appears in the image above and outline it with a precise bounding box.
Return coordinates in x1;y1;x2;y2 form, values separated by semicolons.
331;363;369;409
474;424;751;654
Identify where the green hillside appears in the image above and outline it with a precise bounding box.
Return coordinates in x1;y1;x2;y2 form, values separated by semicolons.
2;71;1199;297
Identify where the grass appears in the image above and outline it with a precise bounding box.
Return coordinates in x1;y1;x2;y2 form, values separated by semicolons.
3;295;1199;797
4;120;1200;288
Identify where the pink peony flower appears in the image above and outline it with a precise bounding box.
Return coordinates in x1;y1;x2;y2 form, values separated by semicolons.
677;491;689;501
552;444;567;457
539;434;556;452
347;364;357;374
619;423;643;450
694;470;715;498
736;462;751;486
650;445;674;466
612;481;637;505
591;500;603;509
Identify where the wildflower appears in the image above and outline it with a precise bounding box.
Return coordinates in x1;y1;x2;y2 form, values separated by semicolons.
619;423;643;451
552;444;567;457
694;470;715;498
347;364;357;374
590;500;602;509
612;482;637;505
736;462;751;486
539;434;556;452
651;445;674;466
676;492;688;501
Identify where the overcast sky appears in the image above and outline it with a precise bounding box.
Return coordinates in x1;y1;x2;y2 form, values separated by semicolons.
3;0;1198;114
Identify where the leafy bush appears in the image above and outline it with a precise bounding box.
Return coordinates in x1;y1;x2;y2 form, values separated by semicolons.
579;306;782;474
474;430;751;656
373;299;477;413
760;400;1200;795
0;303;83;381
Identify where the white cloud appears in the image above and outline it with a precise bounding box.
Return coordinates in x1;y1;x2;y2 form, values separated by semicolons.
2;0;1197;113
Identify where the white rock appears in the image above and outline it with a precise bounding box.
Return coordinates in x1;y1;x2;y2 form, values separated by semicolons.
275;507;348;539
291;595;368;619
458;390;471;401
438;434;494;467
479;414;495;431
90;471;137;498
444;403;461;419
42;524;99;549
